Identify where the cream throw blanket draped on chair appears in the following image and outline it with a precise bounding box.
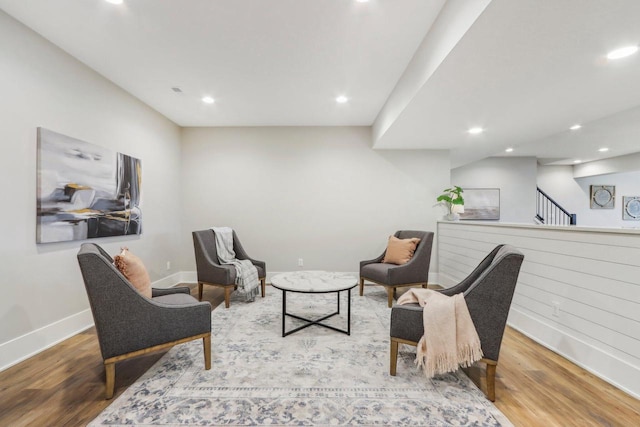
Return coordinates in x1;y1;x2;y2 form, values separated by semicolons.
397;288;483;378
212;227;260;302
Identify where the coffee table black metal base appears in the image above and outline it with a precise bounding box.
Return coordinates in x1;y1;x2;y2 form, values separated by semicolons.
280;288;352;337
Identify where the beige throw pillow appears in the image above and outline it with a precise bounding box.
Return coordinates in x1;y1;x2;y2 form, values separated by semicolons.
114;247;152;298
382;236;421;265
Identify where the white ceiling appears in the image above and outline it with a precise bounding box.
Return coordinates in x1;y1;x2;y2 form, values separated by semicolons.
0;0;444;126
373;0;640;167
1;0;640;168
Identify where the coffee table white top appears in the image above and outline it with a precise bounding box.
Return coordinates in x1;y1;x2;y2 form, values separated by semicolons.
270;271;357;293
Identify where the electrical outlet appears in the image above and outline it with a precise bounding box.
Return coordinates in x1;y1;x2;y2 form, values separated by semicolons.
166;261;171;270
552;301;560;317
298;258;304;267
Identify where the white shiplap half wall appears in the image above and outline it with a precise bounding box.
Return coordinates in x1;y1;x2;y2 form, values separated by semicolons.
437;221;640;398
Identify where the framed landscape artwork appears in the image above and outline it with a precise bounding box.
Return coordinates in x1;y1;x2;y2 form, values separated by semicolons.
36;128;142;243
460;188;500;220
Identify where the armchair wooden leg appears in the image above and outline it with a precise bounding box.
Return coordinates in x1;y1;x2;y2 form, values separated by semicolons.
203;334;211;370
486;360;497;401
104;362;115;400
390;338;399;376
359;277;364;296
261;278;266;298
198;282;204;301
224;286;232;308
387;288;394;308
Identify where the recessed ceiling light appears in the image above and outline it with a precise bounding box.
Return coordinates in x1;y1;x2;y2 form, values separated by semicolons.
336;95;348;104
105;0;124;4
468;127;484;135
356;0;370;3
598;147;609;152
570;124;581;130
505;148;513;153
574;160;582;164
606;45;638;60
202;96;215;104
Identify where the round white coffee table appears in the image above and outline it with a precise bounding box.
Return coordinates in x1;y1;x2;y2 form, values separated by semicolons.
270;271;357;337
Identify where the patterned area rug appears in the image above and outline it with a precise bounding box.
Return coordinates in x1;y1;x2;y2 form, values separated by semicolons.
89;288;513;426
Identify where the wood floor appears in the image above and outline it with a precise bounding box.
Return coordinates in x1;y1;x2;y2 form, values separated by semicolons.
1;284;638;426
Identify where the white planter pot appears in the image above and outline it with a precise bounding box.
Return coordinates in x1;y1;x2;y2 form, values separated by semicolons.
445;213;460;221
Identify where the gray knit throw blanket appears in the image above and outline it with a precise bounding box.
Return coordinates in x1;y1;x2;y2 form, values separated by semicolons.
212;227;259;302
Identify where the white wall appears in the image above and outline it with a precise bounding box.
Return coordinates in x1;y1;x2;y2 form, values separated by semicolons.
0;11;182;370
574;151;640;178
451;157;538;223
538;165;640;228
180;127;449;276
438;221;640;398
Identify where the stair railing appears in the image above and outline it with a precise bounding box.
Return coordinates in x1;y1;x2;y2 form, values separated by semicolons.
536;187;576;225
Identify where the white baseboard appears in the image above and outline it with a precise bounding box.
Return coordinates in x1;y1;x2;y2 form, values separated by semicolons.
434;272;456;288
0;272;187;373
508;307;640;399
152;272;186;288
429;272;441;286
180;270;197;283
0;309;94;372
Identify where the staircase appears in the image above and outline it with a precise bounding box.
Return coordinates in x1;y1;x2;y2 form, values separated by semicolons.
536;187;576;225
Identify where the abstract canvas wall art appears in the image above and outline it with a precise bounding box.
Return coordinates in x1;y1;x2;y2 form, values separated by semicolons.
36;128;142;243
459;188;500;220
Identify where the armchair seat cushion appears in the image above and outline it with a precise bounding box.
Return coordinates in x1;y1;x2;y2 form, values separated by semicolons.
153;293;200;305
360;263;394;284
201;265;265;285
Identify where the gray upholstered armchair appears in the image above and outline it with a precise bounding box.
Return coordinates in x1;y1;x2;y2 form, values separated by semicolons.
359;230;434;307
390;244;524;401
193;229;266;308
77;243;212;399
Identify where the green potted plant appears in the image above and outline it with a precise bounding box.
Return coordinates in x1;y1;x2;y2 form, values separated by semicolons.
437;186;465;220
